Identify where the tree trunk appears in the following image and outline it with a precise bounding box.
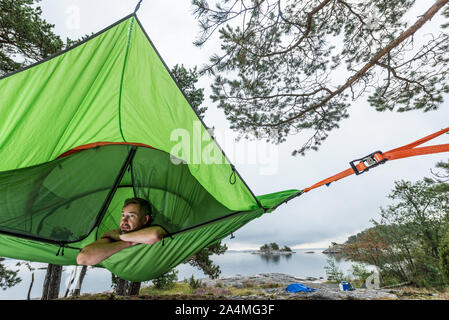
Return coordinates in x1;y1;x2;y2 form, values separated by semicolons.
114;277;141;296
41;264;63;300
64;266;78;298
72;265;88;297
115;278;128;296
128;282;141;296
27;272;34;300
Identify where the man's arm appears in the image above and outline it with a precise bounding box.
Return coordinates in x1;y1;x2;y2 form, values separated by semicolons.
102;226;167;245
76;238;135;266
118;226;167;245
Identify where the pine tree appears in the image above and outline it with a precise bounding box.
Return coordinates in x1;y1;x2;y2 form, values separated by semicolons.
192;0;449;155
0;0;74;76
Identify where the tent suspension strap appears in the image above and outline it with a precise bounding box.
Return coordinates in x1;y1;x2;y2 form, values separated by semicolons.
134;0;143;13
303;126;449;193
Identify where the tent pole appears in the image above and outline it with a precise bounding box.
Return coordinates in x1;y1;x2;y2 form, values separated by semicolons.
93;146;137;239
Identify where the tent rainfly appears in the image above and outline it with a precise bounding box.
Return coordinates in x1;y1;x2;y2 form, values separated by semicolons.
0;13;300;281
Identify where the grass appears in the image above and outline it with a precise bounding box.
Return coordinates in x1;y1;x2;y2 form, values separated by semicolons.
140;283;195;296
390;286;449;300
62;281;286;300
61;279;449;300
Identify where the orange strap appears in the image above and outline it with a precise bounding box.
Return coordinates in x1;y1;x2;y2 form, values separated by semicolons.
303;127;449;193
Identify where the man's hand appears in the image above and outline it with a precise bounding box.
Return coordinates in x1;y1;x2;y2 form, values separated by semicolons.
101;226;166;245
77;238;136;266
118;226;166;245
100;229;140;246
101;229;121;241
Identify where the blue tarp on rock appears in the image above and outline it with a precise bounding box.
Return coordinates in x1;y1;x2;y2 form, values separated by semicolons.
286;283;316;293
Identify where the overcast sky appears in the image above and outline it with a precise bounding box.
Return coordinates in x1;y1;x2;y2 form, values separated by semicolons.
38;0;449;250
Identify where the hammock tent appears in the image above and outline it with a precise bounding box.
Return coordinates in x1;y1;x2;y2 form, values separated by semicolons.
2;11;449;282
0;13;301;282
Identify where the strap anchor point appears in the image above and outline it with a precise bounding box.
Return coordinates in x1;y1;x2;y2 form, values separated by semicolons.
350;150;386;175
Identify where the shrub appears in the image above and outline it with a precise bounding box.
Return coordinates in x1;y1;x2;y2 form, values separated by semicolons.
187;275;202;290
439;229;449;285
152;269;178;290
324;258;345;283
350;263;373;287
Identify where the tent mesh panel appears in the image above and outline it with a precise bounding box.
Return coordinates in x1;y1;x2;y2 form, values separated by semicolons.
0;144;234;243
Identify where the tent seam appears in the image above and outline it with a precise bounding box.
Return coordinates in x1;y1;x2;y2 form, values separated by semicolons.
133;15;264;211
118;17;136;142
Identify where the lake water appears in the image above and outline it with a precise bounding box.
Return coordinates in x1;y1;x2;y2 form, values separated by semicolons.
0;249;356;300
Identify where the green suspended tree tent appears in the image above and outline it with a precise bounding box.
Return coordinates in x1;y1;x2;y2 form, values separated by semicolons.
0;13;300;282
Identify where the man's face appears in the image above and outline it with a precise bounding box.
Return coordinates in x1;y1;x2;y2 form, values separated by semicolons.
120;203;149;233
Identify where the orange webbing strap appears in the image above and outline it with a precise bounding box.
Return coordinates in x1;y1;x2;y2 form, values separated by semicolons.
303;127;449;193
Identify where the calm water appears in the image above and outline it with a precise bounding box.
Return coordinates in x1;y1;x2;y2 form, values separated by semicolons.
0;249;355;300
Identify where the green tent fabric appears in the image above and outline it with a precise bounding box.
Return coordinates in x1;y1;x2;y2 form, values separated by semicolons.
0;13;301;281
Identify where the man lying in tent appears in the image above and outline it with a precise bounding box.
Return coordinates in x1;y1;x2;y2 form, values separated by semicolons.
76;198;167;266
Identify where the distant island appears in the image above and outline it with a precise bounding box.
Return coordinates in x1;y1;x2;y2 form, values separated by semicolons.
322;242;344;254
252;243;295;255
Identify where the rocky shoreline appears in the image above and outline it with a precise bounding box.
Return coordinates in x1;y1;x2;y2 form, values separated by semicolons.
196;273;398;300
63;272;449;300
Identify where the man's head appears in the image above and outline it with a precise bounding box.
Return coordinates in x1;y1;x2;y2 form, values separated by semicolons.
120;197;152;233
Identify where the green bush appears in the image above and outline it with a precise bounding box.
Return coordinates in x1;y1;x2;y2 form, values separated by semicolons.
152;269;178;290
187;275;202;290
324;258;345;283
350;263;373;287
439;229;449;285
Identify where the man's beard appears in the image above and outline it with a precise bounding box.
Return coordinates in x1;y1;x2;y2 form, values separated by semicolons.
120;224;143;234
120;224;131;234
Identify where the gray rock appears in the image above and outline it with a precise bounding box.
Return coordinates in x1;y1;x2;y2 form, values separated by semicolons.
196;273;398;300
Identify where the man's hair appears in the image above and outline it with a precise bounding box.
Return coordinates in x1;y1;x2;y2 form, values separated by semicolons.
123;197;152;221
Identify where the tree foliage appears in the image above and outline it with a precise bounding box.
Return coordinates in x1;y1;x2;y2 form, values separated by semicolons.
259;242;282;251
192;0;449;155
171;64;207;120
152;269;179;290
0;258;21;290
324;257;345;282
0;0;77;76
440;228;449;284
342;164;449;288
185;241;228;279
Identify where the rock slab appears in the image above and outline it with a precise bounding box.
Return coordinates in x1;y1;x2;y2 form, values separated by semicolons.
198;273;398;300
